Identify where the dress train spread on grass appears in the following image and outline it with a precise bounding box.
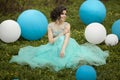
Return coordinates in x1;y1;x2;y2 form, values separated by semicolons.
10;36;109;71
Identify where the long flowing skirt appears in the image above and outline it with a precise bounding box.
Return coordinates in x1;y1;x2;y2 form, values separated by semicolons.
9;36;109;71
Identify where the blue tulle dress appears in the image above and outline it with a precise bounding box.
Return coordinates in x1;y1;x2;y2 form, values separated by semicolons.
9;22;109;71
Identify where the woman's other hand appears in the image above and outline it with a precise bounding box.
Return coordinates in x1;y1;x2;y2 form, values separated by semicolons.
60;50;64;58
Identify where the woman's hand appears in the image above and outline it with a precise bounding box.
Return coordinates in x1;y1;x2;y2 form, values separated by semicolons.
60;50;64;58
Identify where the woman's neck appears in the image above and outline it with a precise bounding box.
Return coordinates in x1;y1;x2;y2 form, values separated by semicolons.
55;20;64;25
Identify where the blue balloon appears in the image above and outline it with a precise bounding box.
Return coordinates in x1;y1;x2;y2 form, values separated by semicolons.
17;9;48;40
76;65;96;80
112;19;120;40
79;0;106;25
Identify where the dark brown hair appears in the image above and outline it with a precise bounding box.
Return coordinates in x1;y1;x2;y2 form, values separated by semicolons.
50;5;66;21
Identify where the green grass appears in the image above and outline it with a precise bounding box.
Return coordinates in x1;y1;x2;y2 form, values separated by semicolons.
0;0;120;80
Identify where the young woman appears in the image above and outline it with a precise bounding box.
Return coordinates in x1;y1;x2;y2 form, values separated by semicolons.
10;5;109;71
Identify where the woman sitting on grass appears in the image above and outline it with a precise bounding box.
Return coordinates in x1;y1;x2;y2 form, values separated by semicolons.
10;5;109;71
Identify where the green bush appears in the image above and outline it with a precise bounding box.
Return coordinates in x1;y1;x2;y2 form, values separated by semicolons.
0;0;120;80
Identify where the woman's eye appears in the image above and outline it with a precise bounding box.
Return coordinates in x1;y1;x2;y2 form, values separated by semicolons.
61;13;67;15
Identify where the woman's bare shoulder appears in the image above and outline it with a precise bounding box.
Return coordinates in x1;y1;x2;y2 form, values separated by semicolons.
48;22;54;30
65;22;70;24
48;22;54;26
65;22;70;28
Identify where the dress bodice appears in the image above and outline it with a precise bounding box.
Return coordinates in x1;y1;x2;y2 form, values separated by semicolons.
49;22;68;37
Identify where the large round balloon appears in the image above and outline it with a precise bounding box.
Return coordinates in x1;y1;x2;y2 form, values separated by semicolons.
0;20;21;43
17;9;48;40
112;19;120;40
79;0;106;25
85;23;106;44
105;34;118;46
0;24;1;40
76;65;96;80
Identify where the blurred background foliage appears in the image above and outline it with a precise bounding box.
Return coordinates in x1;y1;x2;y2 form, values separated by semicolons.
0;0;120;80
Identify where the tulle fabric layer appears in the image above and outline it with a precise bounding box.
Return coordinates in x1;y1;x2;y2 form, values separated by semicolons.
10;36;109;71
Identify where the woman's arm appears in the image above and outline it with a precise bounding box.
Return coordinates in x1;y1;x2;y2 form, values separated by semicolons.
60;23;70;57
48;26;55;44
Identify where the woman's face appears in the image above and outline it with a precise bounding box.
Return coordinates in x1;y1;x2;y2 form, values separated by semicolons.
60;10;67;22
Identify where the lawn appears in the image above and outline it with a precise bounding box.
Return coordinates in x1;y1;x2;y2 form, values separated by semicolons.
0;0;120;80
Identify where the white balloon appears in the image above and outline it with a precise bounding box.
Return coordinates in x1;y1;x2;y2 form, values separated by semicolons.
85;23;106;44
0;24;1;40
105;34;119;46
0;20;21;43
